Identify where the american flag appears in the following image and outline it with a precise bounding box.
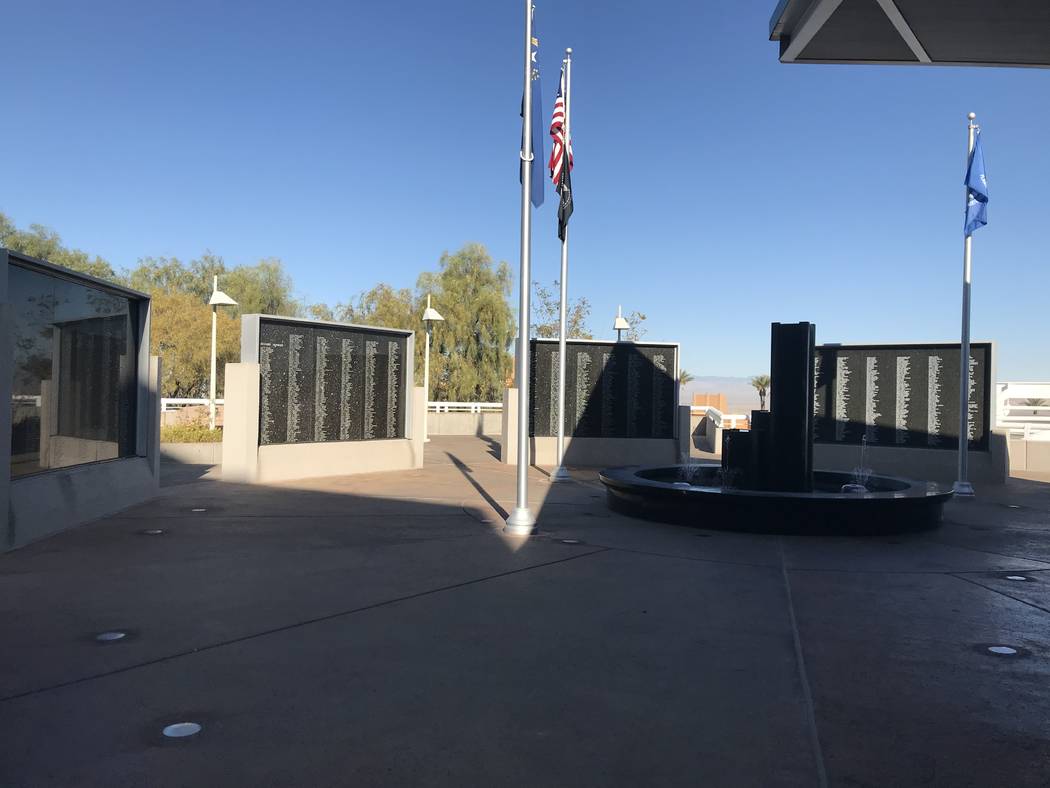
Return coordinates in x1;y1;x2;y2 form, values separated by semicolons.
548;68;572;187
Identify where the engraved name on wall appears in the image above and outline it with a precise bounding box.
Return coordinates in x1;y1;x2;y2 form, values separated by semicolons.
258;320;407;445
529;340;677;440
813;343;990;451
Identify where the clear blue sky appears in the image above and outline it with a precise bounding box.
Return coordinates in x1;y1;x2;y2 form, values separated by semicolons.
4;0;1048;380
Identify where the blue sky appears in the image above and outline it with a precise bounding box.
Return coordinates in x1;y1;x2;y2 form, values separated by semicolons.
4;0;1048;379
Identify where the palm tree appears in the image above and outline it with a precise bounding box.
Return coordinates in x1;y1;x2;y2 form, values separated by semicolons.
1024;398;1048;415
750;374;771;411
679;369;695;388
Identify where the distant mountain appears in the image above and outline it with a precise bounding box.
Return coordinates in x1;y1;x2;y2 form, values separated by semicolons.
681;376;761;415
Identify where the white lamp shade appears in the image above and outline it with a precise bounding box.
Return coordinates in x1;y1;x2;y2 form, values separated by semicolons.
209;290;238;307
422;306;444;322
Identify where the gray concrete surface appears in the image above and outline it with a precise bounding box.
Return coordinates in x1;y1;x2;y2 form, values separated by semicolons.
3;435;1050;786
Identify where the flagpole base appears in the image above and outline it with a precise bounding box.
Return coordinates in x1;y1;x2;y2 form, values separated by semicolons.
504;507;537;535
952;481;976;497
550;466;572;483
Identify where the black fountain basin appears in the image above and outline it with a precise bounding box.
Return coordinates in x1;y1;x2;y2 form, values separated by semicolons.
598;463;954;535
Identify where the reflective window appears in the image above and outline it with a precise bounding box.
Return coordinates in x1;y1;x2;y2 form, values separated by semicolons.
10;263;138;479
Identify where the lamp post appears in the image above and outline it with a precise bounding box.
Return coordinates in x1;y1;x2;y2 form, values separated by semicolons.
208;276;238;430
421;294;444;443
613;305;631;343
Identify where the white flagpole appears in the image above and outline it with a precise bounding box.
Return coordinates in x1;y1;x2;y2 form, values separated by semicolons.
551;48;573;483
506;0;538;533
953;111;977;497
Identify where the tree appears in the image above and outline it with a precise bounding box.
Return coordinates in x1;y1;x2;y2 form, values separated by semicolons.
339;283;416;329
679;369;695;388
150;290;239;398
1024;398;1048;415
751;374;771;411
1;211;119;282
531;280;593;339
188;253;229;300
307;303;336;322
417;243;515;401
127;256;201;296
624;310;648;342
126;253;301;317
221;257;301;316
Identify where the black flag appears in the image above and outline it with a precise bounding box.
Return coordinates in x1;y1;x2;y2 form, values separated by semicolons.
557;160;573;241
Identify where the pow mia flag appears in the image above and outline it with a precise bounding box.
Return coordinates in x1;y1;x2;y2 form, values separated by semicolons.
557;160;573;241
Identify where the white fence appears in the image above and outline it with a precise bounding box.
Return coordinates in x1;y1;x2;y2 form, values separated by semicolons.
428;402;502;413
996;382;1050;441
427;402;753;427
158;388;1050;441
163;399;493;413
162;398;222;412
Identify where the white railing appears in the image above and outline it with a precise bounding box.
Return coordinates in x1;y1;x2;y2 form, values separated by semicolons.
427;401;502;413
1004;424;1050;442
689;405;748;430
996;382;1050;434
161;398;223;412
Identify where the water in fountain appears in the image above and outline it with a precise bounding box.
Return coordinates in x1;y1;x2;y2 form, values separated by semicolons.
719;465;740;490
675;451;699;487
840;435;874;494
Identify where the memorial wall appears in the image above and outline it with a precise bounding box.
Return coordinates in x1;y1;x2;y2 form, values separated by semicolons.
9;259;140;477
813;342;992;451
254;318;409;445
529;339;678;440
4;249;160;551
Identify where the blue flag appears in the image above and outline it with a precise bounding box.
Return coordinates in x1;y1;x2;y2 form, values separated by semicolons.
530;72;544;208
964;131;988;236
519;23;543;208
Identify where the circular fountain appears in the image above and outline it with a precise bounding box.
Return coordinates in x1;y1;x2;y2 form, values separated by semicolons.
599;463;953;535
598;322;955;535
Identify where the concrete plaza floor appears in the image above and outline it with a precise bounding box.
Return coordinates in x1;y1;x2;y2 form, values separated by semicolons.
3;436;1050;787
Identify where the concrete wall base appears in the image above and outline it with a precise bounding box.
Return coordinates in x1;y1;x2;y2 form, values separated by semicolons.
814;431;1009;486
499;388;519;464
518;436;681;467
256;438;421;484
161;442;223;465
426;411;501;437
499;388;688;467
4;356;162;551
1007;435;1050;474
9;457;160;548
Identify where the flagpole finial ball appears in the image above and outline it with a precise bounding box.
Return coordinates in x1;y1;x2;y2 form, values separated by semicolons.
968;112;976;120
566;47;572;55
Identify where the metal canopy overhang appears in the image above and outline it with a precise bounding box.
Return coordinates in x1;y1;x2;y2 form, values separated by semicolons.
770;0;1050;68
